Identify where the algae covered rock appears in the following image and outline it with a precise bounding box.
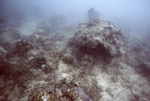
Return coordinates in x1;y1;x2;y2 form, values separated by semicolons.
73;19;126;57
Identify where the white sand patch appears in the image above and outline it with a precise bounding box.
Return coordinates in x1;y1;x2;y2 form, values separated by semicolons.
93;61;150;100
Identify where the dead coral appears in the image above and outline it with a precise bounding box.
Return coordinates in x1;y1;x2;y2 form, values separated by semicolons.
73;19;126;58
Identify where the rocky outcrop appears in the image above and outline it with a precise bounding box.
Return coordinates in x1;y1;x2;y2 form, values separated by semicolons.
73;19;126;57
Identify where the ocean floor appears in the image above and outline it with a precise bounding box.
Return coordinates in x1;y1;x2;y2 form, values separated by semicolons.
0;19;150;101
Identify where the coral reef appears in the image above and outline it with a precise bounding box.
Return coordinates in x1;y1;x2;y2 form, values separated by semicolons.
73;19;126;58
0;17;150;101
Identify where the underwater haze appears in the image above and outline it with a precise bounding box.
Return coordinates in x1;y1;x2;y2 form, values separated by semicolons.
0;0;150;38
1;0;150;101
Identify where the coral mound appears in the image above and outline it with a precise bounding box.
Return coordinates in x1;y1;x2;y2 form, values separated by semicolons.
73;19;126;57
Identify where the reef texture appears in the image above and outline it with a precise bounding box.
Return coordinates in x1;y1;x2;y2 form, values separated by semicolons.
73;19;126;57
0;18;150;101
